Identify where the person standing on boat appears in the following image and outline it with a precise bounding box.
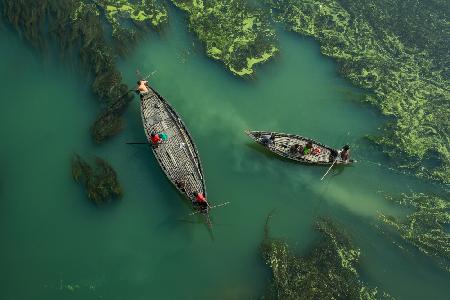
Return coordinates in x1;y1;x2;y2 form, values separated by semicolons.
193;192;208;210
137;80;149;93
340;145;351;162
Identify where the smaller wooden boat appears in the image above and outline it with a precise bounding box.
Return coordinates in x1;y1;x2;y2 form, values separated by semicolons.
245;130;355;165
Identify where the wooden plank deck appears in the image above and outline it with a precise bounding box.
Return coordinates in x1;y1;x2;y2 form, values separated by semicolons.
268;134;332;163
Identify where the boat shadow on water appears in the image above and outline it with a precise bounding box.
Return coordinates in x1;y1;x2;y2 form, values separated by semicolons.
149;184;216;240
175;193;216;241
328;165;347;178
244;142;354;184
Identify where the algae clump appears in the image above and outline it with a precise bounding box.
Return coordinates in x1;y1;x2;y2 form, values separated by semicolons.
100;0;167;26
171;0;278;76
379;193;450;273
265;0;450;183
1;0;168;143
261;214;393;299
72;154;123;204
96;0;168;54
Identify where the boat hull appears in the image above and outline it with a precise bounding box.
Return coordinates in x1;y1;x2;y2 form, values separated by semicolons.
246;130;355;165
140;86;207;207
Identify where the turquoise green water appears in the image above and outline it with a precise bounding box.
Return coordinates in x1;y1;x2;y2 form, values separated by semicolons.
0;9;448;300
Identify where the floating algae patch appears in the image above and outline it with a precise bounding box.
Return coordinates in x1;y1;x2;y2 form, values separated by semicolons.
1;0;167;142
99;0;167;26
261;215;393;299
171;0;278;76
96;0;167;53
379;193;450;273
72;154;122;204
265;0;450;183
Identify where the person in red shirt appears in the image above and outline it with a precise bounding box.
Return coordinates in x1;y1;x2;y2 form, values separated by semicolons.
311;147;321;155
150;133;162;145
193;192;208;210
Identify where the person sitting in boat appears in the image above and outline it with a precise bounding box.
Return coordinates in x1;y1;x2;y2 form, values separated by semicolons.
290;144;301;155
136;80;149;94
150;132;168;144
150;132;163;146
302;141;314;156
193;192;208;210
261;133;275;146
175;180;186;192
311;147;321;155
158;132;168;141
329;150;339;162
339;145;351;162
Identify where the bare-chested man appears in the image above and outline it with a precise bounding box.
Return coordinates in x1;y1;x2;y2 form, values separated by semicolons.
137;80;149;93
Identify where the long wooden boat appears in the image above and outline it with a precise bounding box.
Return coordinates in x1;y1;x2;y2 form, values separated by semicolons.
140;84;209;214
245;130;355;165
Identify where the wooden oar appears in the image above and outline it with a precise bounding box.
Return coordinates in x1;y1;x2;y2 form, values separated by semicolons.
321;159;337;181
136;69;157;81
143;70;157;80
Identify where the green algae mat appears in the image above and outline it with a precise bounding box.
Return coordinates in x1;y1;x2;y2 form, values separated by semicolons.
171;0;278;76
262;215;394;299
379;193;450;274
264;0;450;184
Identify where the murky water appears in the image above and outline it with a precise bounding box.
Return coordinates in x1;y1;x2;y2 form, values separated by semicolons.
0;8;448;300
